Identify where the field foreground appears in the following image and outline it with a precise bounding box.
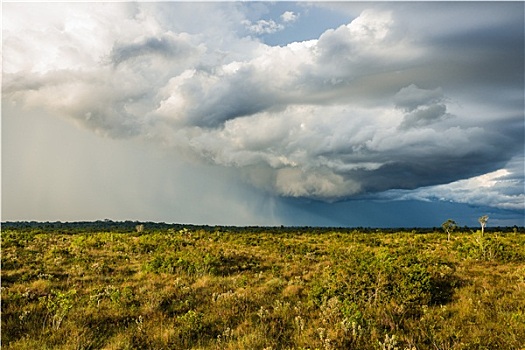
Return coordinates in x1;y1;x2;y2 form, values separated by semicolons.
2;226;525;349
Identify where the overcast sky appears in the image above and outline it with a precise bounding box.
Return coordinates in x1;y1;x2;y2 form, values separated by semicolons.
2;2;524;227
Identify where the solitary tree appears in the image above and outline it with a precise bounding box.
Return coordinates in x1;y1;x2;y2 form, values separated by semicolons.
442;219;457;241
478;215;489;236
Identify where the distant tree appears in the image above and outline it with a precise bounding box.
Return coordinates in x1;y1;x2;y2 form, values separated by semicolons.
478;215;489;236
442;219;457;241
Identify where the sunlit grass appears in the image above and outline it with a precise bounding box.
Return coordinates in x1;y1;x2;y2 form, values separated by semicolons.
2;227;524;349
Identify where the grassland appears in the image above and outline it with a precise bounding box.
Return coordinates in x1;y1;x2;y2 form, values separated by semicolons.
2;224;525;349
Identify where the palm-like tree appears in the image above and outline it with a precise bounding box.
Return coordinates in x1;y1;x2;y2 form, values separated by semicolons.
442;219;457;241
478;215;489;236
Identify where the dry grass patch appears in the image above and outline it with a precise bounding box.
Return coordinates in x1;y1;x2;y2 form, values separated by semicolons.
2;227;524;349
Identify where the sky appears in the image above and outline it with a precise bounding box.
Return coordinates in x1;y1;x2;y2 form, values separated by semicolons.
2;1;524;227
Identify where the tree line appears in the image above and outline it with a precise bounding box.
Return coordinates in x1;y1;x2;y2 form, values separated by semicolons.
1;220;522;234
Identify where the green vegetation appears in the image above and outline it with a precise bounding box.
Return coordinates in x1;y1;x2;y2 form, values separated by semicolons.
2;224;525;349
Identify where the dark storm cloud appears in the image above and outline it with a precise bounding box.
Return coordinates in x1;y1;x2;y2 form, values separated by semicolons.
110;34;197;66
394;85;444;112
394;84;451;130
398;104;449;130
399;3;524;95
3;2;524;207
172;66;281;128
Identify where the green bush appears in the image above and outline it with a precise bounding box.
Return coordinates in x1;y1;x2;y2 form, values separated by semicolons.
453;233;525;262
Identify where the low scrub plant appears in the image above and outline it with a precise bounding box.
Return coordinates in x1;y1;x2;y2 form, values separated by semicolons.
1;227;524;349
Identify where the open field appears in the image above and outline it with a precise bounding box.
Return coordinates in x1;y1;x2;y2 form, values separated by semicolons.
2;224;525;349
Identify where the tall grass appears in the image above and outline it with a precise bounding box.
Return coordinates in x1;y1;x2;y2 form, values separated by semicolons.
2;228;524;349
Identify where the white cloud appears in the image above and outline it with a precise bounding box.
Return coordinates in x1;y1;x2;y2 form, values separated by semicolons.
281;11;299;23
242;19;284;35
242;9;300;35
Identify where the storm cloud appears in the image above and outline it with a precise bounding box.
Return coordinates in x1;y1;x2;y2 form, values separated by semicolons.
3;2;524;209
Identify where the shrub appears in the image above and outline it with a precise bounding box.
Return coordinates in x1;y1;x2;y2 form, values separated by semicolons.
39;289;77;330
2;228;524;349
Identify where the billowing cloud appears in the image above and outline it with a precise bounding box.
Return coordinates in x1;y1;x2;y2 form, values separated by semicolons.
3;2;523;209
